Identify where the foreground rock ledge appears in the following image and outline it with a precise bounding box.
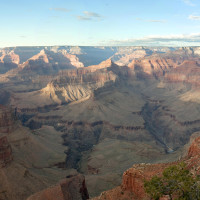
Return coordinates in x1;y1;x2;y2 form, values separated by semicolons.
27;174;89;200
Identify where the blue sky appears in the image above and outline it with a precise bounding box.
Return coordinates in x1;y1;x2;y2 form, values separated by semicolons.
1;0;200;47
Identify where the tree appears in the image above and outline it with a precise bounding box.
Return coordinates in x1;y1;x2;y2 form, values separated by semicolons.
144;162;200;200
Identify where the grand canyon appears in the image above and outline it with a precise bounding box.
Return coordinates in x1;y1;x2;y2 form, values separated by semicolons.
1;46;200;199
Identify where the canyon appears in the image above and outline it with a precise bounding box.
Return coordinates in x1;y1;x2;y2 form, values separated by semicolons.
1;46;200;199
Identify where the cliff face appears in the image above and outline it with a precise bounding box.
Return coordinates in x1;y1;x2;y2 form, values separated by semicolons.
127;55;200;89
128;57;177;76
187;136;200;158
92;133;200;200
120;163;170;200
164;60;200;86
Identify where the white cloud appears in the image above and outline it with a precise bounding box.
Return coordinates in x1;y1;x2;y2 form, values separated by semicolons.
84;11;101;18
77;16;92;21
77;11;103;21
182;0;195;6
102;33;200;46
136;18;167;23
189;15;200;20
49;8;70;13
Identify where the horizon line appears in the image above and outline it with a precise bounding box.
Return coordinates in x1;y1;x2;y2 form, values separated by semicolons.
1;45;200;49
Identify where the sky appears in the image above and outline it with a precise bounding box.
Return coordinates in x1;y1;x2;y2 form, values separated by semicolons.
1;0;200;47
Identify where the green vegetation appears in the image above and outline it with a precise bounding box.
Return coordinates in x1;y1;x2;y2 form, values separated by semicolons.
144;162;200;200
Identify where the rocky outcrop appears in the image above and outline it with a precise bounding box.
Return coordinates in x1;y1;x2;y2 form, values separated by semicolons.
27;174;89;200
0;50;20;64
0;50;19;73
10;66;117;109
91;163;172;200
186;136;200;172
26;49;84;68
19;49;83;75
128;57;177;76
164;60;200;86
127;48;200;80
187;136;200;158
111;48;152;66
120;163;172;200
61;174;89;200
1;47;44;64
92;133;200;200
87;59;113;71
58;49;84;68
28;49;50;63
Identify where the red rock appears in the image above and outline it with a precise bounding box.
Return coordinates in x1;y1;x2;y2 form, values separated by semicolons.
27;185;64;200
27;174;89;200
128;58;176;75
187;137;200;158
0;50;20;64
86;59;113;71
61;174;89;200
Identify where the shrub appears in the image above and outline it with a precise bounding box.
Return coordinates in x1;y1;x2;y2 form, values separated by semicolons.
144;162;200;200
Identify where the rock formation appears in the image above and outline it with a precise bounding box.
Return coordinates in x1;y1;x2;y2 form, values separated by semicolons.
87;59;114;70
164;60;200;86
128;57;177;76
10;64;117;109
27;174;89;200
19;49;82;75
0;50;20;64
